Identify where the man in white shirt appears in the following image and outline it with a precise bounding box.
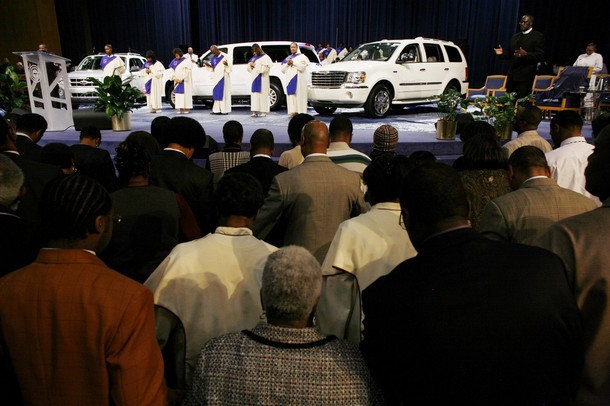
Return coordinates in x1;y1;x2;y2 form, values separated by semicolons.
502;105;552;158
187;47;199;64
545;110;599;204
573;43;603;74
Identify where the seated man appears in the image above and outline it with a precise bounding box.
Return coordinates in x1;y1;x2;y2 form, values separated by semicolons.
70;126;117;192
0;175;167;404
206;120;250;185
145;173;277;387
183;246;382;405
361;162;583;405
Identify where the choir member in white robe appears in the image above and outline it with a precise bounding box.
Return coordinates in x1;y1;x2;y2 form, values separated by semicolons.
247;44;273;117
139;50;165;113
169;48;193;114
337;43;349;60
319;43;337;65
101;44;125;77
281;43;310;116
205;45;232;114
187;47;199;65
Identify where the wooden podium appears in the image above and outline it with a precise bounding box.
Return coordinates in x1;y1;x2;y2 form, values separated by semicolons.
13;51;74;131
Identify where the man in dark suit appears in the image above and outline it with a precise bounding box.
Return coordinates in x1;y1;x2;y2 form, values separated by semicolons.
15;113;47;162
361;162;583;405
70;126;117;192
253;120;367;263
149;116;215;234
225;128;287;196
0;116;61;226
494;14;545;98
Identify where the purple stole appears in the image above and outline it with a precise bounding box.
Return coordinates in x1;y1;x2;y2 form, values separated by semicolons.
249;54;265;93
100;55;116;70
142;61;152;94
282;53;300;95
211;54;225;101
169;57;186;94
321;48;332;60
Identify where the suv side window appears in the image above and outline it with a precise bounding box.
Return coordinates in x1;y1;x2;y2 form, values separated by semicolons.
398;44;421;63
130;58;143;70
233;46;251;64
444;45;463;63
264;46;291;63
423;44;444;62
300;47;319;63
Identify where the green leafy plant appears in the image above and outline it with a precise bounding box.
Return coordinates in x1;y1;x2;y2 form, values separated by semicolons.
90;75;143;120
436;88;467;121
0;66;28;112
472;92;534;133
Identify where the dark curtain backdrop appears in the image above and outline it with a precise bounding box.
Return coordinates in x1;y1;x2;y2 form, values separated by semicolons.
53;0;608;88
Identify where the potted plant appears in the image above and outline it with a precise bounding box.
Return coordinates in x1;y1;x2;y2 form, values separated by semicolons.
0;65;28;114
472;92;534;141
435;88;467;140
89;75;142;131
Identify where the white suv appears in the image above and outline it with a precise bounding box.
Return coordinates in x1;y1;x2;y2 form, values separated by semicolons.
308;37;469;117
67;53;148;107
165;41;320;110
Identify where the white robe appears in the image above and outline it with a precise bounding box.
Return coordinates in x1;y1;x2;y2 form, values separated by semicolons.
281;53;310;115
139;60;165;111
319;48;337;65
247;53;273;113
171;58;193;109
102;55;125;77
208;52;232;113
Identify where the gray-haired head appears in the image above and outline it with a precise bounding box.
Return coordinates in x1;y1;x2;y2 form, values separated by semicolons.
262;246;322;325
0;154;24;209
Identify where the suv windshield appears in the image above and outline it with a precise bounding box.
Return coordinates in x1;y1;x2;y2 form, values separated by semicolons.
76;56;128;71
343;42;400;62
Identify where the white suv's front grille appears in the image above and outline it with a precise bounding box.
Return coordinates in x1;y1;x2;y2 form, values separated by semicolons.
70;78;95;87
312;71;347;88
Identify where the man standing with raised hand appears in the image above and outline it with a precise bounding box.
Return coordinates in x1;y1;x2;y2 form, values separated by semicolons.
206;44;232;115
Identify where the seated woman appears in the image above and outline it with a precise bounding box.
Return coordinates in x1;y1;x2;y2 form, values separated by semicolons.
457;122;511;230
101;139;192;283
183;246;383;405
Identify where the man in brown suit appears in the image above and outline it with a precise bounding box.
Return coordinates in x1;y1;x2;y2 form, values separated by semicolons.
479;146;597;245
253;120;367;263
0;175;167;405
537;126;610;405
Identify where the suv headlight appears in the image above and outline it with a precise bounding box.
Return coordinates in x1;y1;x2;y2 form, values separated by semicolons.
345;72;366;84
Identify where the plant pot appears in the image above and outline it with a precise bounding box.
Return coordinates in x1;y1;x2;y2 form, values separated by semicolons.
436;118;457;140
111;113;131;131
496;125;513;142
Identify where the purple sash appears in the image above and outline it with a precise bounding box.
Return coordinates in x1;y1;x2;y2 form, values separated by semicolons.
249;54;265;93
169;58;186;94
282;53;300;95
100;55;116;69
142;62;152;94
321;48;332;59
213;78;225;100
281;53;299;65
210;54;224;69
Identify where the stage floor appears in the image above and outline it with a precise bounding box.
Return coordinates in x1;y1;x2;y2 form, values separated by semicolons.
40;103;589;163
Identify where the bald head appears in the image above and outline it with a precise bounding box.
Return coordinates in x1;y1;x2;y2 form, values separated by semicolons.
300;120;330;156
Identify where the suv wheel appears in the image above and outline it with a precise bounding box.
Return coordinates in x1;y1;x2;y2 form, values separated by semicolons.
313;106;337;115
269;80;284;111
166;83;176;109
364;84;391;118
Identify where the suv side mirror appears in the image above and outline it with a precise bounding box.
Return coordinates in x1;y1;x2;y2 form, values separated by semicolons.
130;65;140;72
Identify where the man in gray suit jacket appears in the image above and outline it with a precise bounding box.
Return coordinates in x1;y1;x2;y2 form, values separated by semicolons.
253;120;367;263
479;145;597;245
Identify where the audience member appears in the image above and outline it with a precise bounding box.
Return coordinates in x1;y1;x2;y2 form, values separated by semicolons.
327;115;371;175
370;124;398;160
278;113;314;169
206;120;250;185
253;120;368;263
183;246;382;405
101;139;182;283
318;154;417;342
0;116;61;226
70;126;117;191
453;120;497;171
125;130;161;157
0;175;167;404
409;150;437;165
591;111;610;139
0;154;40;276
537;126;610;405
479;146;597;244
15;113;47;161
225;128;287;195
361;162;583;405
502;105;552;158
149;116;215;234
145;173;277;387
150;115;171;149
40;142;77;175
546;110;598;202
457;125;512;229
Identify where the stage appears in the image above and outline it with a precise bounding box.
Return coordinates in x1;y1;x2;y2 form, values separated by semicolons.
39;103;586;164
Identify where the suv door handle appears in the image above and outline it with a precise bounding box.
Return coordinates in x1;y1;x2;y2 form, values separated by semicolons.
419;68;426;71
445;68;450;71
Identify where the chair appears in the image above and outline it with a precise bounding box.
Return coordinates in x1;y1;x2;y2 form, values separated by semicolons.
465;75;507;99
535;66;592;118
595;74;610;111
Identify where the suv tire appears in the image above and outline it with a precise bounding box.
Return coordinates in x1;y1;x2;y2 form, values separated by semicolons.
364;84;391;118
269;80;284;111
313;106;337;115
